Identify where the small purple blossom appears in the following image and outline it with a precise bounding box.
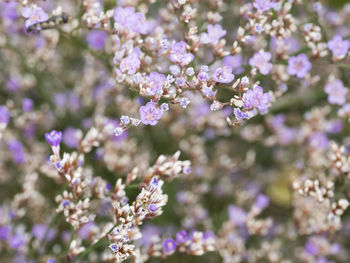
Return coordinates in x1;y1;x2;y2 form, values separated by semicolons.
146;72;166;96
162;238;177;254
200;24;227;44
327;35;350;59
243;86;270;114
287;54;312;78
228;205;247;226
139;101;163;126
0;106;10;125
22;98;33;112
254;194;270;211
170;41;194;66
114;6;148;34
175;230;188;245
22;5;49;29
149;204;157;212
63;127;79;148
249;51;272;75
309;132;329;150
86;30;108;51
324;79;347;105
32;224;56;242
213;67;235;83
234;108;249;120
45;130;62;147
253;0;274;11
8;140;25;164
120;50;141;75
0;225;11;241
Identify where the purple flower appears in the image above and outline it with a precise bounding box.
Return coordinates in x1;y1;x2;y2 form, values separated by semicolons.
327;35;350;59
175;230;188;245
8;140;25;164
253;0;274;11
254;194;270;211
213;67;235;83
234;108;249;120
120;50;141;74
86;30;108;51
0;106;10;125
32;224;56;242
22;98;33;112
170;41;194;66
243;86;270;114
1;2;18;21
47;259;55;263
228;205;247;226
200;24;227;44
287;54;311;78
114;7;148;35
63;127;79;148
22;5;49;28
162;238;177;255
308;132;329;150
249;51;272;75
45;130;62;147
10;234;26;249
0;225;11;241
222;55;243;72
324;79;347;105
146;72;166;96
149;204;157;212
139;101;163;126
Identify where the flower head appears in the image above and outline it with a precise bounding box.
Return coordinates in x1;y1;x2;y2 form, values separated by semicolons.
0;106;10;125
146;72;166;96
213;67;235;83
253;0;274;12
243;86;270;114
170;41;194;66
22;5;49;29
162;238;177;255
200;24;227;44
287;54;311;78
114;7;148;35
327;35;350;59
45;130;62;147
87;30;108;51
139;102;163;126
324;79;347;105
249;51;272;75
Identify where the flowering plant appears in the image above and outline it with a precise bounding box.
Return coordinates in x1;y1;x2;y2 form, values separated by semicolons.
1;0;350;262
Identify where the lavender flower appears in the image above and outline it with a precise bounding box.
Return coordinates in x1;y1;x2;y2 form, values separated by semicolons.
45;130;62;147
139;101;163;126
22;98;33;112
170;41;194;66
253;0;274;12
200;24;227;44
324;79;348;105
234;108;249;120
146;72;166;96
162;238;177;255
114;6;148;35
175;230;188;245
120;50;141;75
8;140;25;164
213;67;235;83
327;35;350;59
0;106;10;125
287;54;312;78
86;30;108;51
243;86;270;114
22;5;49;29
249;51;273;75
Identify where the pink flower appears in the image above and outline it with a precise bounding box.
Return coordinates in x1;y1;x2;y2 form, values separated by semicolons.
22;5;49;28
